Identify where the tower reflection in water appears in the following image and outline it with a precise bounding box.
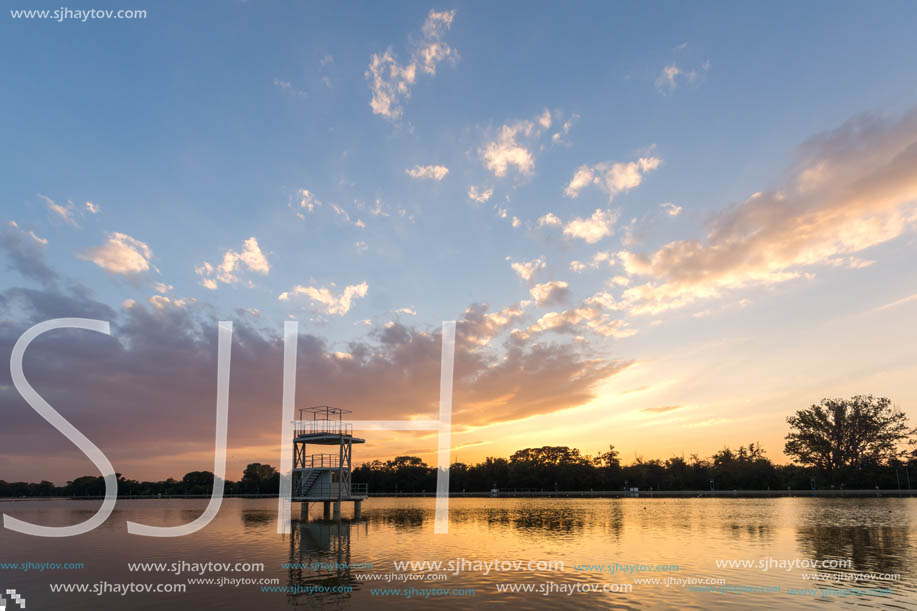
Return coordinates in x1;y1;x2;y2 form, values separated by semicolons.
287;516;368;608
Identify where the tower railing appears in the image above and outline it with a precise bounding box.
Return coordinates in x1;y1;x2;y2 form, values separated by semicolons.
293;420;353;438
296;454;340;469
350;483;368;496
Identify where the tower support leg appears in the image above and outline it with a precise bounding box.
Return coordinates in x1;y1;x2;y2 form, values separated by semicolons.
354;500;362;519
323;501;331;519
300;502;308;519
333;501;341;519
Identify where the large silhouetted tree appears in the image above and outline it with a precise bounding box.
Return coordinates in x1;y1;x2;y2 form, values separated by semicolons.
785;395;916;480
181;470;215;495
240;463;279;494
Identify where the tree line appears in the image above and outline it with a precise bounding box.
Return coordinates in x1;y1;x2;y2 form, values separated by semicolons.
3;395;915;497
356;396;916;493
0;463;281;498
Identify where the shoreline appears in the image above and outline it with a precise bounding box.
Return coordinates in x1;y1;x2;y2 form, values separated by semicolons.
2;489;915;501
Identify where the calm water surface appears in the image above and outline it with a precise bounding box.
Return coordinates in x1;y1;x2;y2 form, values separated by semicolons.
0;497;914;609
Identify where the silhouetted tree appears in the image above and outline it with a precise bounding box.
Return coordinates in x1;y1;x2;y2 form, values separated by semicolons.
785;396;916;483
181;470;215;495
240;463;279;494
594;445;623;488
386;456;432;492
711;443;776;489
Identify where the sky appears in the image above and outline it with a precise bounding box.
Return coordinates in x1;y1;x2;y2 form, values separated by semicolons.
2;1;917;483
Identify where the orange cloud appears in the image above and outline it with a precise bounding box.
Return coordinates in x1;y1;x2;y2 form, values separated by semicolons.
618;109;917;315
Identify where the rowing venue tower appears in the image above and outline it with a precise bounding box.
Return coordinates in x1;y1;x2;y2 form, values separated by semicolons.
292;406;368;519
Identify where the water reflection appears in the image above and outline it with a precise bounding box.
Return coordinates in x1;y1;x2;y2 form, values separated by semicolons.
796;525;911;574
726;523;773;542
485;506;587;535
366;507;426;529
242;508;274;527
365;500;623;539
287;519;367;608
0;498;914;610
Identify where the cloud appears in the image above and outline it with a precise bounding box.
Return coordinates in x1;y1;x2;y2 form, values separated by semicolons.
521;291;634;339
496;207;520;228
456;340;629;425
530;281;570;306
0;272;631;481
195;237;269;289
537;108;552;129
278;281;368;315
365;9;457;120
406;164;449;181
84;201;99;214
480;120;536;177
655;60;710;94
4;221;46;246
874;293;917;312
38;194;77;226
293;189;365;227
467;185;493;203
564;156;661;200
149;295;195;310
458;302;528;347
295;188;321;218
564;167;595;198
618;108;917;315
660;202;683;217
79;232;154;276
153;282;174;294
537;212;562;227
552;114;578;146
563;209;618;244
273;77;307;98
354;240;368;253
508;256;546;281
655;64;681;93
394;306;417;315
361;198;389;217
365;51;417;120
642;405;683;414
691;298;751;319
418;10;458;75
569;251;614;273
1;221;57;286
824;256;874;269
330;204;366;228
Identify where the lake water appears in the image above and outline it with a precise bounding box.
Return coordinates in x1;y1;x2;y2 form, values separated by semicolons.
0;497;914;609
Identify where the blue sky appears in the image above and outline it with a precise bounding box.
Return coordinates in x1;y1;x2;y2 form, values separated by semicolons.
3;2;917;480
